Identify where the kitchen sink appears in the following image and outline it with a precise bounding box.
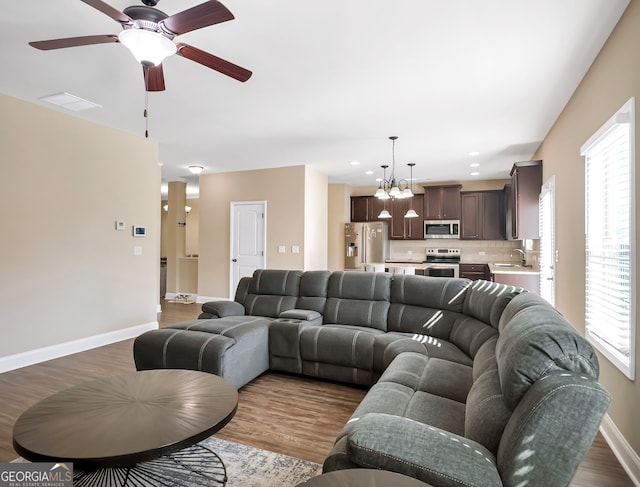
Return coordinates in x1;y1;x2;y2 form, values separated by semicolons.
494;263;518;267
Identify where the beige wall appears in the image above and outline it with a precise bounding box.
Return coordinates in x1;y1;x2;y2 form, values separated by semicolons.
0;93;160;359
533;1;639;455
198;165;327;298
304;166;329;270
328;184;351;271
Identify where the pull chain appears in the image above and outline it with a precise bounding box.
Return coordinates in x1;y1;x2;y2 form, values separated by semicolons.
144;89;149;139
143;65;150;139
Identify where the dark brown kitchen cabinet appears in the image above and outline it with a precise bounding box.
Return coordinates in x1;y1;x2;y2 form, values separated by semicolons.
423;185;462;220
350;196;370;222
351;196;392;222
459;263;489;281
509;160;542;240
390;195;424;240
460;190;504;240
368;197;387;221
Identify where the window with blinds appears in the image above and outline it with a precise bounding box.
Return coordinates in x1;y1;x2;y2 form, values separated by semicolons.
539;176;555;306
581;97;635;380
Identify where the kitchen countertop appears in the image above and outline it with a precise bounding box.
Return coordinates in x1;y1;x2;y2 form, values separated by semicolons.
488;263;540;275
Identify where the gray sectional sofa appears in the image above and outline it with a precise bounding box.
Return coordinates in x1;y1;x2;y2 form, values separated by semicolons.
133;269;611;487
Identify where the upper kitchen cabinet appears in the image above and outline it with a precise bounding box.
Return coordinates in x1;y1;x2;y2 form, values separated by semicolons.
508;160;542;240
423;185;462;220
350;196;370;222
350;196;392;222
460;190;504;240
390;194;424;240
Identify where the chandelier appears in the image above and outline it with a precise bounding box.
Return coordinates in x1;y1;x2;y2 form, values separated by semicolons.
374;136;419;219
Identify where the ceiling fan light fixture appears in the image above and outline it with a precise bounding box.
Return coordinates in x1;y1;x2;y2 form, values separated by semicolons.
118;28;176;66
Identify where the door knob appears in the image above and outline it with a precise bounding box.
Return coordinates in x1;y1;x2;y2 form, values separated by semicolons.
232;259;237;262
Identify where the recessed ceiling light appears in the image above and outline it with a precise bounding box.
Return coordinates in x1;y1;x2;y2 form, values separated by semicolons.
350;161;360;166
469;151;480;156
375;178;382;182
469;162;480;167
38;92;101;112
471;171;481;176
365;170;374;175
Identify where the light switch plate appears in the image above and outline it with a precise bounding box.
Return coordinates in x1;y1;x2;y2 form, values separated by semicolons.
115;221;125;231
278;245;286;253
292;245;300;254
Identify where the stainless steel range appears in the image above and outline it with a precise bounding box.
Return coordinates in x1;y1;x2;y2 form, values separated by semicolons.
425;248;460;278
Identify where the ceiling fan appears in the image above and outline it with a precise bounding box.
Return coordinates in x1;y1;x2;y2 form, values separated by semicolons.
29;0;252;91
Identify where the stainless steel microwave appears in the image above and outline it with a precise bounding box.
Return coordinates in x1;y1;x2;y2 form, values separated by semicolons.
424;220;460;239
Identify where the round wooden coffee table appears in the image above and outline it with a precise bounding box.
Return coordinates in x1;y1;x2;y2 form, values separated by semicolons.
297;469;432;486
13;369;238;486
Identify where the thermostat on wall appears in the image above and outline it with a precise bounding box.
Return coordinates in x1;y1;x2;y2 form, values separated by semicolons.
132;226;146;237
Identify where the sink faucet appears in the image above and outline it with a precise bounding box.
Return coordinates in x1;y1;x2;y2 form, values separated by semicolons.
511;248;526;266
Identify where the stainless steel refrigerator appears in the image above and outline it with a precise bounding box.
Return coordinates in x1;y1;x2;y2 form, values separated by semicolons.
345;222;389;270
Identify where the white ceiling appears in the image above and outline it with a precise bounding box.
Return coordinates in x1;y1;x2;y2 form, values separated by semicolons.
0;0;630;197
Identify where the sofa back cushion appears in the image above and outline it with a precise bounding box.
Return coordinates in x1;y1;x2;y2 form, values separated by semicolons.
242;269;302;318
391;275;470;312
465;337;511;456
462;280;523;328
296;271;331;313
324;272;391;330
495;293;600;410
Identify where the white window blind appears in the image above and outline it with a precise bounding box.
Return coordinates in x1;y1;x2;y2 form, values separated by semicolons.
539;176;555;306
581;97;635;380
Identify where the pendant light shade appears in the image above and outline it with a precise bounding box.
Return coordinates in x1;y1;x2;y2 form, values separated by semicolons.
404;208;419;218
378;209;392;219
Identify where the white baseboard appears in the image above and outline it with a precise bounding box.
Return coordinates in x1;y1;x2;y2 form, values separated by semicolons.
600;413;640;485
0;321;158;374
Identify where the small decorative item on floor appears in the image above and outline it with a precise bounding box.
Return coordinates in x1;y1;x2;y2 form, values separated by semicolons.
170;294;196;304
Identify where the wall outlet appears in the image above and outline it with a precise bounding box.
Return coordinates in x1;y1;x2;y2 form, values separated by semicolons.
134;246;142;256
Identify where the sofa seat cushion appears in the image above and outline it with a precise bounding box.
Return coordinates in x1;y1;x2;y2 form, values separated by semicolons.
134;316;271;389
344;413;502;487
380;352;472;404
300;325;384;369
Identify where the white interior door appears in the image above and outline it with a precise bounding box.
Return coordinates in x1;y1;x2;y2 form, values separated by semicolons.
230;201;266;298
539;176;556;305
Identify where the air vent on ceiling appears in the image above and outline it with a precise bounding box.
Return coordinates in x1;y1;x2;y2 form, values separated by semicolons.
38;92;101;112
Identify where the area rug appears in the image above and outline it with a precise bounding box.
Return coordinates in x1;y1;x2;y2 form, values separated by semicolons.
203;437;322;486
12;437;323;487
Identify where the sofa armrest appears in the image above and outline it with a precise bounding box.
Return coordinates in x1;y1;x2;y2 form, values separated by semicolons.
199;300;245;319
346;413;502;487
279;309;322;321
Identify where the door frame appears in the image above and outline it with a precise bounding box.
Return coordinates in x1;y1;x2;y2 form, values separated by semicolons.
229;201;267;298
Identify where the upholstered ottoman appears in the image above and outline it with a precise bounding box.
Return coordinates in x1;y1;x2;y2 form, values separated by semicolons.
133;316;270;389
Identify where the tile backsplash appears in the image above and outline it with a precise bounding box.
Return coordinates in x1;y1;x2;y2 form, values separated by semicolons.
390;239;539;267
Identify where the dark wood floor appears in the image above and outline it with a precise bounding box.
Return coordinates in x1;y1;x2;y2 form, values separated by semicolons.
0;300;633;486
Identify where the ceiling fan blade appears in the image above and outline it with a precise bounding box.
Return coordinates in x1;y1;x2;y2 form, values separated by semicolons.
161;0;234;36
29;35;119;50
143;64;166;92
176;43;252;82
80;0;132;24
